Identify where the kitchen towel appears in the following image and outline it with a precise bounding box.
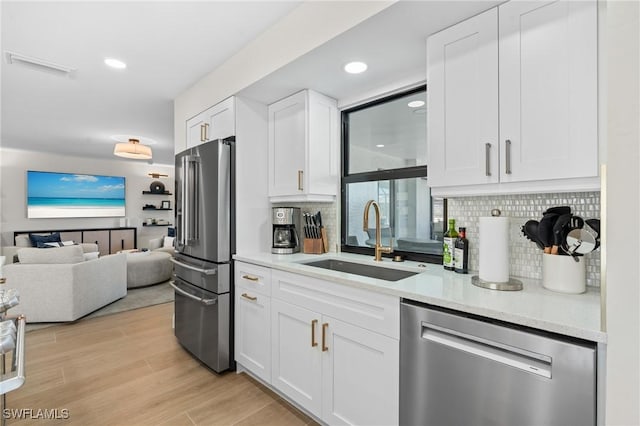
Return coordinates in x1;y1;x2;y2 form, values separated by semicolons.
479;216;510;283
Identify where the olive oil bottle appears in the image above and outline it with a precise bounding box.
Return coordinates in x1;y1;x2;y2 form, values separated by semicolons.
443;219;458;271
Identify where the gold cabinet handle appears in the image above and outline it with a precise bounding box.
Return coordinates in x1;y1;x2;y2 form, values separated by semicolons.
241;293;257;301
297;170;303;191
203;123;209;141
200;124;206;142
311;319;318;347
322;322;329;352
241;274;259;282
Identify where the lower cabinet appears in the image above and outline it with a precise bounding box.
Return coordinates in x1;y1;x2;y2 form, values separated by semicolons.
235;262;400;425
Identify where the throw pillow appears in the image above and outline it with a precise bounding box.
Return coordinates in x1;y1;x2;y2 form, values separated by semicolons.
163;236;175;248
18;245;84;264
29;232;62;247
83;251;100;261
148;237;163;251
15;234;32;247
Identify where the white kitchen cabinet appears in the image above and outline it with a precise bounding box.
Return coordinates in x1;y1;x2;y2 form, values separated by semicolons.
427;8;499;187
270;269;399;425
234;262;272;383
186;97;235;149
427;0;598;195
498;0;598;183
268;89;338;202
271;298;323;417
322;316;399;426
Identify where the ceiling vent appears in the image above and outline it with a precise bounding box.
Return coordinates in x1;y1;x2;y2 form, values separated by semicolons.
4;51;76;77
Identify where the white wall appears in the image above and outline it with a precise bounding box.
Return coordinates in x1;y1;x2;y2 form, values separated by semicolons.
604;1;640;424
0;148;174;250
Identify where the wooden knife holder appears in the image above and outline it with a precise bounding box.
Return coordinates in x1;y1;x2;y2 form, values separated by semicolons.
303;228;328;254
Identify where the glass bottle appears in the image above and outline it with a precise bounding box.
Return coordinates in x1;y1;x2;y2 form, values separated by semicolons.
443;219;458;271
454;227;469;274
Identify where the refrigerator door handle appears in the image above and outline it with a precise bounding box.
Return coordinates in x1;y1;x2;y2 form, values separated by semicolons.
170;257;218;275
180;155;189;246
170;281;217;305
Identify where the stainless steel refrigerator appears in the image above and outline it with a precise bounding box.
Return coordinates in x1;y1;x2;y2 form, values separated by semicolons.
171;137;235;373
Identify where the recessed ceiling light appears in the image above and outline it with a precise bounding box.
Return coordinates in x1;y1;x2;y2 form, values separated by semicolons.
376;144;385;148
104;58;126;69
408;100;425;108
344;61;367;74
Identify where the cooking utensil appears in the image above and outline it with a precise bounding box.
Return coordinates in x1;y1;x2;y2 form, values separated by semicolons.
585;219;600;250
551;213;572;254
563;228;596;255
521;220;544;250
543;206;572;216
538;213;559;254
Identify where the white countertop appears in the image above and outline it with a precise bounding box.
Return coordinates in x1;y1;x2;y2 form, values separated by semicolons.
234;251;606;343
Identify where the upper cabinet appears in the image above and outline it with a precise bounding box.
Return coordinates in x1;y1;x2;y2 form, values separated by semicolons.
427;0;598;196
186;97;235;149
268;89;338;202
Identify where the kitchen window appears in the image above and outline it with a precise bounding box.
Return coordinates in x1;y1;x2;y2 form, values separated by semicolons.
341;85;445;263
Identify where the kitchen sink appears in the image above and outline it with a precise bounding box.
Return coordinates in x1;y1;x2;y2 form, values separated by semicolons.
301;259;419;282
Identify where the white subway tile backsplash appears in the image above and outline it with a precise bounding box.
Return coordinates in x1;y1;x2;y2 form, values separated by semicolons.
447;192;601;287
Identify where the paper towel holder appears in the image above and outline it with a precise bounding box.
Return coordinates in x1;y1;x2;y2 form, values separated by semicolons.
471;275;523;291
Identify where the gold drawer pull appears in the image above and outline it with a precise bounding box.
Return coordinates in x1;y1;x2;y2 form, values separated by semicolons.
241;293;257;301
322;322;329;352
242;274;259;282
311;319;318;347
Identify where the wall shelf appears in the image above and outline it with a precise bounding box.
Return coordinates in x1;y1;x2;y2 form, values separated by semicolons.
142;223;173;227
142;207;172;211
142;191;172;195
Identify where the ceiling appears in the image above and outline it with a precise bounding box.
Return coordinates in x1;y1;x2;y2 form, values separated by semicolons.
0;1;300;165
1;1;500;166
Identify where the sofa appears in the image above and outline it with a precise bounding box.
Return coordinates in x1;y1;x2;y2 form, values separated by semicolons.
3;232;99;264
3;245;127;322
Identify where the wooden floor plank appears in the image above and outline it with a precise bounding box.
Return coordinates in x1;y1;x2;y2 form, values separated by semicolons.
7;303;315;425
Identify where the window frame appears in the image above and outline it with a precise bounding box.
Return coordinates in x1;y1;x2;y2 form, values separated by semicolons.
340;84;446;264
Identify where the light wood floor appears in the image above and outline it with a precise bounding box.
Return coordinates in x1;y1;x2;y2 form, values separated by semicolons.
7;303;317;426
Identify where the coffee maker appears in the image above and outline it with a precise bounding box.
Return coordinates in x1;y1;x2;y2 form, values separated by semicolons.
272;207;301;254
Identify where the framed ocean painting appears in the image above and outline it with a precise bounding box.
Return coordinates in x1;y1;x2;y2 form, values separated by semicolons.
27;171;126;218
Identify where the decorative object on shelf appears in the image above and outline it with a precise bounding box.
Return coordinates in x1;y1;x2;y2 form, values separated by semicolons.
149;180;165;194
161;200;171;209
148;172;168;178
113;138;152;160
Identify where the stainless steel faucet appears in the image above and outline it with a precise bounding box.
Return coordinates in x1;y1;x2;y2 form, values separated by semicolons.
363;200;393;261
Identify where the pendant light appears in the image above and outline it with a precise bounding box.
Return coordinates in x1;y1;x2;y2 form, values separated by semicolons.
113;138;152;160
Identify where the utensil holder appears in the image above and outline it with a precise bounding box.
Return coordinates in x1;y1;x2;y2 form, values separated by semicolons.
303;238;324;254
542;254;586;294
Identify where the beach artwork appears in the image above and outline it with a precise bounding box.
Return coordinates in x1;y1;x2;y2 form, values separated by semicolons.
27;171;126;218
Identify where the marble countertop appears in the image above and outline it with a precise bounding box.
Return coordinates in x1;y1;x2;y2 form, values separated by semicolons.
234;251;606;343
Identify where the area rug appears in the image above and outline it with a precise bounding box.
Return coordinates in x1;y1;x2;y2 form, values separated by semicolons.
26;280;174;332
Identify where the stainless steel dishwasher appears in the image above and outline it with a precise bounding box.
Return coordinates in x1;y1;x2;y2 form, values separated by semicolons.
400;299;597;426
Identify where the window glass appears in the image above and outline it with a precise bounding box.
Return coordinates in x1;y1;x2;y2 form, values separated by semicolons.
342;86;444;262
345;179;444;256
348;91;427;174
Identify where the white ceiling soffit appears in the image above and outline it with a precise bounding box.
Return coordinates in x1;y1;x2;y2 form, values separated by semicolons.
1;1;300;165
239;0;502;107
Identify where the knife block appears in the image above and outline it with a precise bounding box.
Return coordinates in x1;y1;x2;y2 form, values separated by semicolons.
303;238;324;254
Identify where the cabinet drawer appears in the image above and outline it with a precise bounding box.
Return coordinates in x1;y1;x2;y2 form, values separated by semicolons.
235;262;271;296
271;270;399;339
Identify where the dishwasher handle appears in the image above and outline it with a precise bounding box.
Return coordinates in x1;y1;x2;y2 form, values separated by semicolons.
422;324;552;379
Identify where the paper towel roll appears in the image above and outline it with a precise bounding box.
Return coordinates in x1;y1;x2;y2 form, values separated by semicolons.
479;216;510;283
